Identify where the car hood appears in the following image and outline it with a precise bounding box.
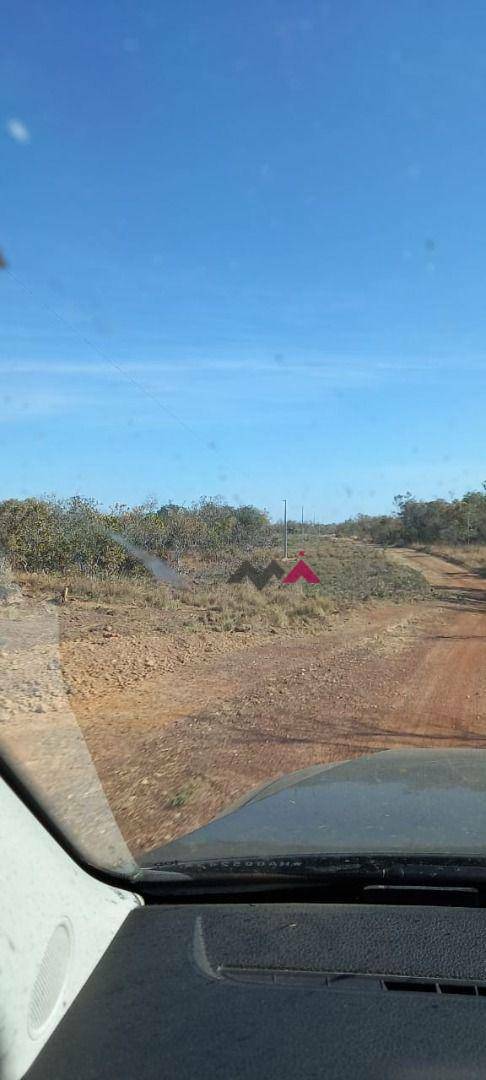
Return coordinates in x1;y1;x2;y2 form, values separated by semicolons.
142;749;486;866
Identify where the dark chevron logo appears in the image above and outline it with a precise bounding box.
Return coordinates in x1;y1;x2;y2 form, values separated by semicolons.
228;559;285;590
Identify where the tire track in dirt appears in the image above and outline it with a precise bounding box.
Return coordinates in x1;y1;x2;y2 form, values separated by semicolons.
21;547;486;857
383;549;486;745
97;549;486;854
74;600;431;852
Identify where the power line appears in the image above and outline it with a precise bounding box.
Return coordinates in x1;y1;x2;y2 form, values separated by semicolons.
5;266;219;453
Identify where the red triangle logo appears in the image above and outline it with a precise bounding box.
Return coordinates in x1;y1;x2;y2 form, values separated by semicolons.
281;552;320;585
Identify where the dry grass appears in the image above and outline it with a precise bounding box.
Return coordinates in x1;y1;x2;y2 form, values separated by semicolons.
16;540;427;635
181;581;334;631
18;570;178;609
414;544;486;574
17;570;334;633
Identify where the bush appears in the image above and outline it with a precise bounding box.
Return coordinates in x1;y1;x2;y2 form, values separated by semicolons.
333;485;486;549
0;495;273;575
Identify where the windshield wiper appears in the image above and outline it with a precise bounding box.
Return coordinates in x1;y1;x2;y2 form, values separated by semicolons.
138;852;486;904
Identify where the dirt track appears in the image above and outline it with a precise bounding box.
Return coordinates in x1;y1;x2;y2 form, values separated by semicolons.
385;548;486;742
4;548;486;858
66;548;486;854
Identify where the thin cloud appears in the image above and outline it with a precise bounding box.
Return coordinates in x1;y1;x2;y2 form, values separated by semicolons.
6;118;30;144
0;356;482;383
0;359;384;394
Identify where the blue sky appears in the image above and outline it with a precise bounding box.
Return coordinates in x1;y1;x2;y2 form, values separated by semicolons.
2;0;486;521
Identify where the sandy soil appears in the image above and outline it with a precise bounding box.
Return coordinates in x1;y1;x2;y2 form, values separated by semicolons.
3;548;486;860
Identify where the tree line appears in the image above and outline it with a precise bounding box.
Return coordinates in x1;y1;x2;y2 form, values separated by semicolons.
334;486;486;547
0;496;272;575
3;486;484;577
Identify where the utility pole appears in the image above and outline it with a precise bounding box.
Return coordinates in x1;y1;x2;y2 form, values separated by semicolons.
283;499;288;558
301;505;305;547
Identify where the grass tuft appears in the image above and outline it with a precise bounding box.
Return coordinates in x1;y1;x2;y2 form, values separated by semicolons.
16;540;427;634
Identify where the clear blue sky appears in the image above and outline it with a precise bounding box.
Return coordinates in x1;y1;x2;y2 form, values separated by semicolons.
2;0;486;521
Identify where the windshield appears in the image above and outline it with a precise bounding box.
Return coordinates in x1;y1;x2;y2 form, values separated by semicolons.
3;2;486;879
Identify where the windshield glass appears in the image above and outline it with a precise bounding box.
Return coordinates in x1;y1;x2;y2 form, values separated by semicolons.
3;1;486;877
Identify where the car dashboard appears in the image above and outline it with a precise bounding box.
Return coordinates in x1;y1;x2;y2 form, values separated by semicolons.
27;899;486;1079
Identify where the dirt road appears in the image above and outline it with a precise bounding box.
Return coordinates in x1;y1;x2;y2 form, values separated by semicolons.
62;548;486;855
5;548;486;858
386;548;486;741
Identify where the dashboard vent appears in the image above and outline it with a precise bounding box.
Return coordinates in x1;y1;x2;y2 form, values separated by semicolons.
383;978;486;996
220;968;486;997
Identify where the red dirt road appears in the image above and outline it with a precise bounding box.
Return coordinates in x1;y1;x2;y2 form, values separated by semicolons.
4;548;486;861
73;549;486;853
382;549;486;744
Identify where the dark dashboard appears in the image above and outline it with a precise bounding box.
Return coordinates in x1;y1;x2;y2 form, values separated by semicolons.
27;900;486;1079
